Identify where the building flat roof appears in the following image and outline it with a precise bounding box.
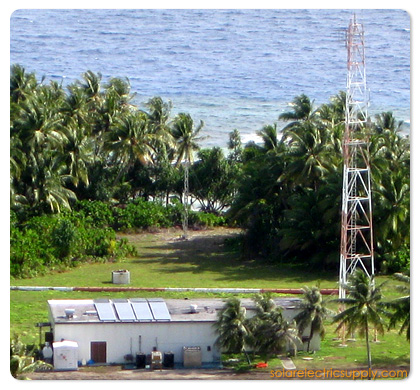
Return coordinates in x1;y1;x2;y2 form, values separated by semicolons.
48;297;302;325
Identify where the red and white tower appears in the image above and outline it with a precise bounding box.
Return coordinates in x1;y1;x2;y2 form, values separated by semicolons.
339;15;375;298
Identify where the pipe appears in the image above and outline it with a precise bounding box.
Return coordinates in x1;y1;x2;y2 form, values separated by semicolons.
11;286;339;295
10;286;74;292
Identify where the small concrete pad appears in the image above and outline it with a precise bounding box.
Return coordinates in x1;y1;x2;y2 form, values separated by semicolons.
280;357;296;370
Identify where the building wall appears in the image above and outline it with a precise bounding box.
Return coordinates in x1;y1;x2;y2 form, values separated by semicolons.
244;307;321;352
53;321;220;364
283;308;321;352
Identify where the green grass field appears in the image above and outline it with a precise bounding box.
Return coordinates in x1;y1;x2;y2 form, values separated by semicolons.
10;227;409;371
10;228;340;289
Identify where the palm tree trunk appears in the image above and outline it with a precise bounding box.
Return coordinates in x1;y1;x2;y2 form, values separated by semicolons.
365;320;372;380
243;349;251;365
307;324;314;352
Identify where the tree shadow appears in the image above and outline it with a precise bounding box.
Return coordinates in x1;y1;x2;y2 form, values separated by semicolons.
129;232;335;284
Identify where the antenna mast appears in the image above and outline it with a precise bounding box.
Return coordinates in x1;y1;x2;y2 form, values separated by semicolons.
339;15;374;298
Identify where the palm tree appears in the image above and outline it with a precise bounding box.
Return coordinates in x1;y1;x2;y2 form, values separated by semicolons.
77;70;103;107
333;269;388;377
278;185;341;268
281;121;334;190
318;91;346;128
293;286;333;352
10;79;78;213
64;84;91;131
143;97;176;197
374;111;404;135
101;77;134;132
374;170;410;252
144;96;173;135
32;155;77;213
250;296;300;361
258;123;280;152
370;112;409;177
171;113;204;235
61;118;93;187
213;298;251;363
172;113;203;167
279;94;318;124
279;95;335;190
10;64;38;103
385;273;410;341
105;111;156;186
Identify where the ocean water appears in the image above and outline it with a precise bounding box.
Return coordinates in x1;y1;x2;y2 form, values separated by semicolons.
10;9;410;148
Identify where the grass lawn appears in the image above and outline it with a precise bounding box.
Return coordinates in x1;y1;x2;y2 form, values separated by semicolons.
10;227;409;372
10;228;339;289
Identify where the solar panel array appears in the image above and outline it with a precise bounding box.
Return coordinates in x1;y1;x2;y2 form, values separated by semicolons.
94;299;117;321
93;299;171;322
131;298;154;321
148;298;172;321
114;299;136;321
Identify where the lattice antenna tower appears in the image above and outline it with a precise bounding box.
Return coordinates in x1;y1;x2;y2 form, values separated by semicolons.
339;15;375;299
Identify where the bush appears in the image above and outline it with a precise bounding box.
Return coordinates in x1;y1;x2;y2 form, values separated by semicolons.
192;211;226;228
76;200;114;227
51;219;78;258
10;212;137;278
10;198;227;278
381;244;410;274
111;199;172;231
78;225;115;258
10;227;54;278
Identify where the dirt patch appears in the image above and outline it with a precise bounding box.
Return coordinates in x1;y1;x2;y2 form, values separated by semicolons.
27;366;259;380
27;365;410;380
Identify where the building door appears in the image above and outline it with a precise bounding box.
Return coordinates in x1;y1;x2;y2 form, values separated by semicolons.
91;341;107;363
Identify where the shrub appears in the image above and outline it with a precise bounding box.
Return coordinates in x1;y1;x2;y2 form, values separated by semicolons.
10;211;137;278
76;200;114;227
51;219;78;258
111;199;172;231
10;227;53;278
190;211;226;228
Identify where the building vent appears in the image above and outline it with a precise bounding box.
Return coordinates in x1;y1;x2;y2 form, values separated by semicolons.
190;304;198;313
64;309;75;319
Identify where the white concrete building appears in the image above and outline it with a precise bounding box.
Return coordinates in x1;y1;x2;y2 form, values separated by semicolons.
46;297;320;366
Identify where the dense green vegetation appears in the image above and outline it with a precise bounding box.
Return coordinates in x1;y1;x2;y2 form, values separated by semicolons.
214;275;409;375
229;94;410;273
10;65;410;277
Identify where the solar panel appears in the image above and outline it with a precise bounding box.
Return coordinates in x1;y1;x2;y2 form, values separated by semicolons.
148;298;171;321
130;298;154;321
94;300;117;321
113;299;136;321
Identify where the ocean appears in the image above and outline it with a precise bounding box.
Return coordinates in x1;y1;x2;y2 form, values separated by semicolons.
10;9;410;148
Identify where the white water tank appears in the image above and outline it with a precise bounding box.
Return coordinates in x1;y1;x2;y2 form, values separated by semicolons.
112;269;130;284
53;340;79;371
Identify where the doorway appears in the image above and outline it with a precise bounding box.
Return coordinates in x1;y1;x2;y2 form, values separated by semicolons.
91;341;107;363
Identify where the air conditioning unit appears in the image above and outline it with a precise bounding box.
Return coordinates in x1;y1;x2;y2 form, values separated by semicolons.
183;346;201;368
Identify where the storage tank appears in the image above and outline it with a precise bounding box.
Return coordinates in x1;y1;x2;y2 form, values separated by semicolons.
53;340;79;371
136;352;146;369
163;352;174;368
112;269;130;284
